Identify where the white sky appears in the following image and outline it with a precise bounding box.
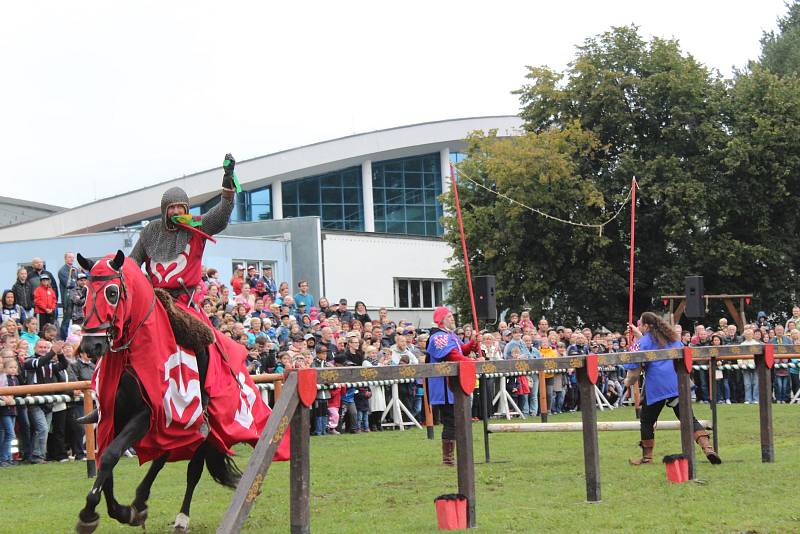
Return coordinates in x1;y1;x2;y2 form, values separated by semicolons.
0;0;787;208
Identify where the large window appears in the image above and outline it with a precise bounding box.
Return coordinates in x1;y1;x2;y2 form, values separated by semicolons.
281;167;363;230
189;185;272;223
394;278;450;309
372;154;443;236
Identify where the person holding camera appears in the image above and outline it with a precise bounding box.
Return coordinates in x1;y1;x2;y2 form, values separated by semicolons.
23;339;68;464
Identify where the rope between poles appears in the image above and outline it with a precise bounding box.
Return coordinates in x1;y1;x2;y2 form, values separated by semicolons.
453;165;638;236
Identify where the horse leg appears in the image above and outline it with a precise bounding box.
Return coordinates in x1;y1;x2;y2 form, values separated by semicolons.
103;472;134;525
173;443;208;534
76;411;149;534
125;453;168;527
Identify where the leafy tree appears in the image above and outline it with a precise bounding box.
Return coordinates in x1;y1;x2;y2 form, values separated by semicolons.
760;1;800;76
444;26;731;329
720;65;800;315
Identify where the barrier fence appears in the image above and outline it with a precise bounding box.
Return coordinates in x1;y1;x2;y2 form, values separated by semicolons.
0;343;795;532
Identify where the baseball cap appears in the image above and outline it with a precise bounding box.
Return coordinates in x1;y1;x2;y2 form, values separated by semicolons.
236;264;244;270
311;319;320;326
291;334;304;342
77;273;87;279
247;265;256;270
262;265;272;270
339;298;347;305
303;333;315;341
502;329;512;336
39;273;50;280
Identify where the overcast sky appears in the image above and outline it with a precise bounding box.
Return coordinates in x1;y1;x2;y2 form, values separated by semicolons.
0;1;787;208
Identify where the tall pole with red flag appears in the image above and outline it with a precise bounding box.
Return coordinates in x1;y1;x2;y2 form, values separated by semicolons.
449;163;480;335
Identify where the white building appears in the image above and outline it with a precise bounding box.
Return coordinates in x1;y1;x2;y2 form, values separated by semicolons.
0;116;522;324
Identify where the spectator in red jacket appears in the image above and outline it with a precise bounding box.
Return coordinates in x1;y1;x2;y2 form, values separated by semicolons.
33;274;57;335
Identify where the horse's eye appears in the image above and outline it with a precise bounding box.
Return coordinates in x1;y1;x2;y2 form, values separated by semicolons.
105;285;120;305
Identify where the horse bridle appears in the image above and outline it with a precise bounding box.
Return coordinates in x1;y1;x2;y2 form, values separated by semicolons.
82;268;155;353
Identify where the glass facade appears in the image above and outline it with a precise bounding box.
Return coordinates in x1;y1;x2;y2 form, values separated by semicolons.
189;185;272;223
372;153;443;236
281;167;363;230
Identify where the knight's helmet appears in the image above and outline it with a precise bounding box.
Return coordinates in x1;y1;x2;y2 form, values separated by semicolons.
161;187;190;230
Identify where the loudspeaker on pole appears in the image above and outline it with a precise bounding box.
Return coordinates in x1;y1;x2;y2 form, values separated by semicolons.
684;275;704;319
474;275;497;322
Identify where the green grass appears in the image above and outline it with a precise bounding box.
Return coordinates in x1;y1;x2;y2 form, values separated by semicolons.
5;405;799;533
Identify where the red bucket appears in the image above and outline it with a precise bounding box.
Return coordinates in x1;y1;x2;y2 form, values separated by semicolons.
663;454;688;483
434;494;467;530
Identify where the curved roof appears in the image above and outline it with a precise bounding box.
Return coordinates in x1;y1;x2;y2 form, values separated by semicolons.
0;115;522;241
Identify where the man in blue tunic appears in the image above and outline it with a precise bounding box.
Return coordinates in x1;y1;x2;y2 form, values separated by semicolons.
625;312;721;465
426;306;478;466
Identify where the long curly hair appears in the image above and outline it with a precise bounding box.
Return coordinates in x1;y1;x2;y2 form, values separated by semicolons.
639;311;678;348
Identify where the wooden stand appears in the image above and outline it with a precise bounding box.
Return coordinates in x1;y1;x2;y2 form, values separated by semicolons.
453;385;477;528
675;360;696;480
577;366;600;502
755;352;774;463
290;404;310;534
217;372;300;534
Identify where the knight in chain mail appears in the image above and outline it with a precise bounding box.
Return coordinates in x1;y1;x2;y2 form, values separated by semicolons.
131;154;236;292
79;155;238;426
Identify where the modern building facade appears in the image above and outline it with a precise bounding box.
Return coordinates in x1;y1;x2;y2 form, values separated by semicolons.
0;116;522;323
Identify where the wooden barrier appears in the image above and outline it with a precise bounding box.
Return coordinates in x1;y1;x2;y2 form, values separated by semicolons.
487;420;711;433
0;342;787;531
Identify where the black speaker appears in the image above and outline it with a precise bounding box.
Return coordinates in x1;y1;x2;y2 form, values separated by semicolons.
684;275;704;319
474;275;497;322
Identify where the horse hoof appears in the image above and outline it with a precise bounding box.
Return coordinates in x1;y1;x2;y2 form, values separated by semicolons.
173;512;190;533
76;516;100;534
129;504;148;526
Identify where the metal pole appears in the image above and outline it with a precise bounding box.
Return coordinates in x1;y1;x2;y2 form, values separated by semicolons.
627;177;637;346
480;374;490;463
709;357;719;453
449;163;480;337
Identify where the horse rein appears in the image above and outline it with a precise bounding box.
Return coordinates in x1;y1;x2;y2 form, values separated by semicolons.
82;269;156;353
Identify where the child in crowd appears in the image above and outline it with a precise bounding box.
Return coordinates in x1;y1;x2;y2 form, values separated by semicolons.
327;385;342;435
0;358;19;467
507;347;531;415
354;385;371;432
274;352;292;374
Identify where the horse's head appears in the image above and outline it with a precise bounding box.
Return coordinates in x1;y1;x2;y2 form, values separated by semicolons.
78;250;129;358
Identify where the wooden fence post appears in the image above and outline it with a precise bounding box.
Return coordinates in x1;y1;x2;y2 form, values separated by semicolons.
755;351;775;463
453;385;476;528
82;389;96;478
217;372;300;534
577;366;601;502
290;404;311;534
676;352;696;480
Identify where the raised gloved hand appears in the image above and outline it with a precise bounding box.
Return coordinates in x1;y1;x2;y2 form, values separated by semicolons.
222;153;236;190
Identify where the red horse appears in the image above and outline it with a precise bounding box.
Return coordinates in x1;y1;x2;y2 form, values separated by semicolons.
75;250;278;534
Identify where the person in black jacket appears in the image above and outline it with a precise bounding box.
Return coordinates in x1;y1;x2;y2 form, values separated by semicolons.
12;267;34;318
23;339;68;463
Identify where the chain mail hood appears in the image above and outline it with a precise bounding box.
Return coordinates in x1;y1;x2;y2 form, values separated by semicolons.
161;187;190;229
131;186;234;265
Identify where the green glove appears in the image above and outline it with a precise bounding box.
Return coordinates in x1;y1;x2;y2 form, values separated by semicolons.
222;153;241;192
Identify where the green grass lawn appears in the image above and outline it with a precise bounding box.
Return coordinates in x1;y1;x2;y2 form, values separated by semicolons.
4;404;799;533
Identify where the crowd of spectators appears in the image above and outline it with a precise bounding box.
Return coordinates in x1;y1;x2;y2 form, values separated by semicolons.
0;254;799;468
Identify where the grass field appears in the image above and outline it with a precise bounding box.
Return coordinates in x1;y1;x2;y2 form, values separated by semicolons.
4;404;799;534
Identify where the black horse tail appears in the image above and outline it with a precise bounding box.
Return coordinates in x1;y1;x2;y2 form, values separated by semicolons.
205;445;242;489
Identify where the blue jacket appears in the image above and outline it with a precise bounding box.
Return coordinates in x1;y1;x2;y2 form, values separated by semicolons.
426;328;463;405
624;333;681;405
